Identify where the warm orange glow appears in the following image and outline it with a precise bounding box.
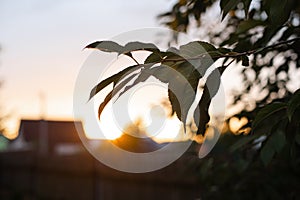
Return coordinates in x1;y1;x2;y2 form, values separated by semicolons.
220;121;229;134
192;134;205;143
2;119;19;140
101;124;123;140
2;132;18;140
82;105;123;140
151;117;182;142
229;117;248;134
82;64;184;142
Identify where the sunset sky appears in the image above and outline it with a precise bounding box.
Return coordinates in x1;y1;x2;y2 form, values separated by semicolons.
0;0;243;140
0;0;179;137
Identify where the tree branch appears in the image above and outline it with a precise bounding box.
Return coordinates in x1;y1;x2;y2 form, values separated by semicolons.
163;37;300;63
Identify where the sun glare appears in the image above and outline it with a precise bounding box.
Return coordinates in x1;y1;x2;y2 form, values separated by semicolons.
83;87;183;141
80;52;185;142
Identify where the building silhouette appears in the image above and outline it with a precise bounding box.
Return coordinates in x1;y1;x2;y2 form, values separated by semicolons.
0;119;203;200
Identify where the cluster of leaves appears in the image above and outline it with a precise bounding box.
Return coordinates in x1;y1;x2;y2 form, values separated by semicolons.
219;0;300;110
186;129;300;199
158;0;215;33
154;0;300;198
231;89;300;166
160;0;300;109
86;36;298;137
84;1;300;197
160;0;300;157
87;40;247;135
182;89;300;199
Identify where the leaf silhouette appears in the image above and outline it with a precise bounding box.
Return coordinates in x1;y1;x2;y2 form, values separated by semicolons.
168;88;181;117
145;52;164;64
89;74;118;101
241;55;250;66
179;41;218;76
98;90;113;120
97;64;155;119
287;89;300;121
179;41;217;58
220;0;240;20
122;41;160;54
111;73;139;101
194;68;223;135
252;102;287;130
86;41;160;58
150;64;200;132
87;40;236;136
85;41;124;54
97;73;140;119
89;65;142;100
114;64;154;100
177;68;201;131
149;65;174;83
166;60;202;131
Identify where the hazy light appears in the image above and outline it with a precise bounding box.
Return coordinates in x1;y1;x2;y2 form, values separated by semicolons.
229;117;248;134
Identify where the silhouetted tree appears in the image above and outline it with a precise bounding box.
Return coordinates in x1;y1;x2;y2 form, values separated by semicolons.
86;1;300;198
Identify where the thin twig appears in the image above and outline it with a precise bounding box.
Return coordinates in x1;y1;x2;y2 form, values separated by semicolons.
130;55;140;65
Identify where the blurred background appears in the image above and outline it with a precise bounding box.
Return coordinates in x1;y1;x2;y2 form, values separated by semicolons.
1;0;300;199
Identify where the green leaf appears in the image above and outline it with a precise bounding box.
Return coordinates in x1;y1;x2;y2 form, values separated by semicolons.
167;47;180;54
144;52;163;64
89;75;117;101
182;76;200;129
179;41;217;58
220;0;240;20
252;102;287;130
115;64;154;99
236;20;263;34
178;41;219;77
241;55;249;66
265;0;292;26
150;64;200;132
89;65;142;100
97;64;154;119
168;89;181;117
98;90;113;120
111;73;139;102
269;119;287;152
242;0;252;18
260;139;276;166
270;129;286;153
230;134;260;152
163;61;202;121
122;41;160;54
259;119;287;166
150;65;174;83
85;41;124;54
172;62;201;129
86;41;160;56
217;47;232;54
195;68;222;135
169;80;196;131
162;52;186;67
287;89;300;121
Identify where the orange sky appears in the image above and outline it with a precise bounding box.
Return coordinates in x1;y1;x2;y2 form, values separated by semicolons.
0;0;246;140
0;0;174;137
